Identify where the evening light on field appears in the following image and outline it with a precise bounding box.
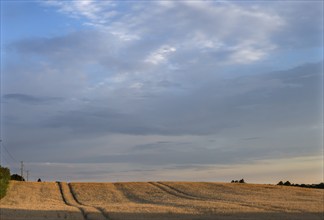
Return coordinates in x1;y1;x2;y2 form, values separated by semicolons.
0;1;323;219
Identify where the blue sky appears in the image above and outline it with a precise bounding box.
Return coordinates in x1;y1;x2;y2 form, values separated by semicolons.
1;0;323;183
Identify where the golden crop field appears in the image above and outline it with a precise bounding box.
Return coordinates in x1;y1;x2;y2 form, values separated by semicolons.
0;181;323;220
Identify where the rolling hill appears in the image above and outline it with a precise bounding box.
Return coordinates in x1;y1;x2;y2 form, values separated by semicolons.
0;181;323;220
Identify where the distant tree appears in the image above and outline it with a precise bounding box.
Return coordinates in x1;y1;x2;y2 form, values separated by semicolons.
37;178;42;182
239;179;245;183
316;183;324;189
11;174;25;181
277;181;284;185
283;181;291;186
234;180;238;183
231;180;235;183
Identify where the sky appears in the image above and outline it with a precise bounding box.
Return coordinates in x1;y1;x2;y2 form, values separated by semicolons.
0;0;323;184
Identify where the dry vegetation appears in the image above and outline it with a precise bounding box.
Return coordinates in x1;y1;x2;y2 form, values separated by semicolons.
0;181;323;220
0;181;81;220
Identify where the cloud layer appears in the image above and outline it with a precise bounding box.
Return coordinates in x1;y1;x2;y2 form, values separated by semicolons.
2;1;323;182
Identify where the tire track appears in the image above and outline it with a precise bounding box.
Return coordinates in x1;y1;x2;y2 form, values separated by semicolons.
154;182;290;213
57;182;86;220
113;182;193;210
57;182;108;220
68;183;111;220
158;182;204;199
113;183;151;204
149;182;200;201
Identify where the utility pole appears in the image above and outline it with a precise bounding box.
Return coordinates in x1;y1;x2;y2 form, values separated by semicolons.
20;161;24;179
0;139;2;166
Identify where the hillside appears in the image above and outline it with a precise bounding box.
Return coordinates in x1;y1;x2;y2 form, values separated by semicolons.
0;181;323;220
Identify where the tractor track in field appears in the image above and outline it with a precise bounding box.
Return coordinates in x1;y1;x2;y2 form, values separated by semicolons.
57;182;110;220
57;182;87;220
152;182;292;213
68;183;111;220
113;182;153;204
149;182;201;201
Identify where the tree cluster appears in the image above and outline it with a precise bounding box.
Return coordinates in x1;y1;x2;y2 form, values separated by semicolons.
277;181;324;189
231;179;245;183
10;174;25;181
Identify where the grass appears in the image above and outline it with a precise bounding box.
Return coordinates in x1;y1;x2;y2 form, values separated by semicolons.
1;181;323;220
0;181;81;220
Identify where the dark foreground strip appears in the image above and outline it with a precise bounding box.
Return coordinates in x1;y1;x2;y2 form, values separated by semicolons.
57;182;87;220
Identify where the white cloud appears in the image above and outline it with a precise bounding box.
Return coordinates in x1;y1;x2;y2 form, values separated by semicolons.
145;45;176;65
110;31;140;41
43;0;117;25
42;1;287;67
156;1;176;8
229;47;267;64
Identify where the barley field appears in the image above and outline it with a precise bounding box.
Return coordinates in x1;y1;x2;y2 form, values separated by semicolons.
0;181;323;220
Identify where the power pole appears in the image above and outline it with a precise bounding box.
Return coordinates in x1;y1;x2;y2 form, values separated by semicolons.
20;161;24;179
0;139;2;166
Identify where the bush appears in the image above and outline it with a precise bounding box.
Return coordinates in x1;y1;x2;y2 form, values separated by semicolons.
283;181;291;186
239;179;245;183
0;166;11;199
10;174;25;181
231;179;246;183
277;181;284;185
316;183;324;189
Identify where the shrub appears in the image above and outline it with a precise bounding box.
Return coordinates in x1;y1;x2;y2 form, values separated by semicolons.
316;183;324;189
283;181;291;186
10;174;25;181
239;179;245;183
0;166;11;199
277;181;284;185
231;179;246;183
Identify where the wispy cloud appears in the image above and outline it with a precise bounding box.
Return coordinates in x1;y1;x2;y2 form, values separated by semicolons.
3;93;64;105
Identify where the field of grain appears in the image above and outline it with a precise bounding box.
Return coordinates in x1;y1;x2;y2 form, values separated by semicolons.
0;181;81;220
0;181;323;220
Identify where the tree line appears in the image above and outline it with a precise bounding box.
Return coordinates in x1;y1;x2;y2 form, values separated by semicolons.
277;181;324;189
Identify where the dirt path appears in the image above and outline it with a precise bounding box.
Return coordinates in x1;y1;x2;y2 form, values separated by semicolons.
57;182;108;220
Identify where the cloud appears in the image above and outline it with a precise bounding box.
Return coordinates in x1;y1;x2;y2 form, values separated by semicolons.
145;45;176;65
3;93;64;104
38;1;288;67
7;1;321;100
2;1;322;182
42;0;118;24
38;61;322;137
